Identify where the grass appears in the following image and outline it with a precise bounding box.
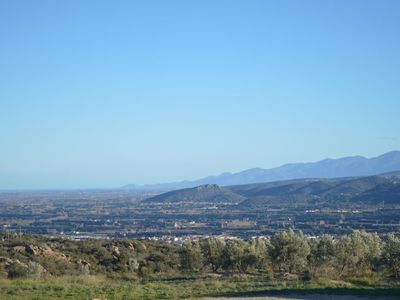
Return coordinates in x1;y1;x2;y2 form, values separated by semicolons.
1;275;400;299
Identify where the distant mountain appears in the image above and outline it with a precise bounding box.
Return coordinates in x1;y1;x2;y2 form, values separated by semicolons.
231;171;400;208
144;184;245;204
144;171;400;208
123;151;400;190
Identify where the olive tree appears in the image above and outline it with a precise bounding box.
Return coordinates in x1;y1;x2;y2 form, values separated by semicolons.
382;233;400;278
269;229;310;273
335;231;382;276
247;238;271;271
222;239;247;273
308;235;335;278
180;241;203;272
200;238;225;272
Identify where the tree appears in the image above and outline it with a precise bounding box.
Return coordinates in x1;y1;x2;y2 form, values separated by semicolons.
243;238;271;272
200;238;225;272
180;241;203;272
222;239;247;273
334;231;382;276
308;235;335;278
382;233;400;278
269;229;310;273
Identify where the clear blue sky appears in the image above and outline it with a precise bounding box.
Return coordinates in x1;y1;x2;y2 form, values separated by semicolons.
1;0;399;189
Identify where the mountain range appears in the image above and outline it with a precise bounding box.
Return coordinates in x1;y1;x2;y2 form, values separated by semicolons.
144;171;400;208
124;151;400;190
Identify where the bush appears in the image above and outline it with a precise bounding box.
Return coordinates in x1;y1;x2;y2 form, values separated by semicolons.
7;262;28;279
348;276;376;286
26;261;46;279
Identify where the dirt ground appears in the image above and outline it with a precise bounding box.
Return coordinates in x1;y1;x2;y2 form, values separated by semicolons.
202;295;398;300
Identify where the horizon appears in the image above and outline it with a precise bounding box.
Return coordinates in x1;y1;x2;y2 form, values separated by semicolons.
1;149;398;191
1;1;400;189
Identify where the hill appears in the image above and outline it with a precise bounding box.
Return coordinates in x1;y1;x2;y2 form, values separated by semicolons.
124;151;400;190
144;171;400;208
144;184;245;204
232;172;400;208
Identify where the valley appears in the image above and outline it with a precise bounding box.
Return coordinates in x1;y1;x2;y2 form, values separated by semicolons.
1;172;400;240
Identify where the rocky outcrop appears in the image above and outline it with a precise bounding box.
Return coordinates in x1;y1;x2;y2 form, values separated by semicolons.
25;245;39;255
22;244;69;261
40;245;69;261
0;256;14;265
77;259;91;275
111;245;120;256
13;246;25;253
127;242;135;251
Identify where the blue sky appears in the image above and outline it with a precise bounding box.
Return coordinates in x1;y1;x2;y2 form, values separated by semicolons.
1;0;399;189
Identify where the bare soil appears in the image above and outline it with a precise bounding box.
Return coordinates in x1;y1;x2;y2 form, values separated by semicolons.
202;295;397;300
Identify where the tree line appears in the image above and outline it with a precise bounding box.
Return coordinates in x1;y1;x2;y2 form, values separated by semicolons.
1;230;400;280
180;230;400;279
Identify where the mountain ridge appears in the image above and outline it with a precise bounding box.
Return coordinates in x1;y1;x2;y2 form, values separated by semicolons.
144;183;245;204
123;151;400;190
143;171;400;208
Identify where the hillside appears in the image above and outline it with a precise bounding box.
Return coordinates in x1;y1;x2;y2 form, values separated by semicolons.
232;172;400;208
2;232;400;299
144;172;400;208
124;151;400;190
144;184;245;204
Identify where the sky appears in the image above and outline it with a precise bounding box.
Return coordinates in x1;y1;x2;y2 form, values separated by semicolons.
0;0;400;189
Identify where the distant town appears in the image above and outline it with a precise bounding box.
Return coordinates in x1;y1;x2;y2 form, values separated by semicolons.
1;176;400;242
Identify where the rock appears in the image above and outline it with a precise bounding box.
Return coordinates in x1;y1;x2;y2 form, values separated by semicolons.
0;256;13;265
25;245;39;255
13;246;25;253
77;259;90;275
111;245;120;256
78;259;90;267
283;272;299;280
40;245;69;261
127;242;135;251
23;244;69;261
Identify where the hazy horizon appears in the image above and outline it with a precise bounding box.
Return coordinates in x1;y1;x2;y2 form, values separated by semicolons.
1;1;400;189
0;150;398;190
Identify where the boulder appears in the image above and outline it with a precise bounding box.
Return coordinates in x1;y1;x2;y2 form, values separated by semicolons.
40;245;69;261
111;245;120;256
25;245;39;255
13;246;25;253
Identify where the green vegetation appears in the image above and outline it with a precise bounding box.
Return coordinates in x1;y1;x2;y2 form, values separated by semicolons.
1;230;400;299
1;275;400;300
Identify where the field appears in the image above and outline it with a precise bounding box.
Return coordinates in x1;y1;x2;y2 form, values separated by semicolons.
1;275;400;300
2;231;400;299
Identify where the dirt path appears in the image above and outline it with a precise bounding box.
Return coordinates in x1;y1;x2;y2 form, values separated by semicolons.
202;295;397;300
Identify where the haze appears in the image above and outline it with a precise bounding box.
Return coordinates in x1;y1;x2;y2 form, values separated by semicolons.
1;0;399;189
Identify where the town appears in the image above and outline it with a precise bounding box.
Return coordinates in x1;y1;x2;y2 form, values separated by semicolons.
1;188;399;241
